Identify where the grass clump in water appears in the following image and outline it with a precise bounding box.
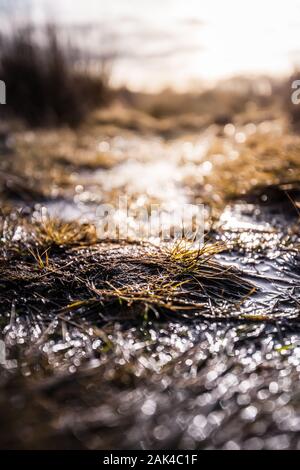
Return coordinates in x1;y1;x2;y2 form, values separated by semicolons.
0;217;255;326
32;218;98;249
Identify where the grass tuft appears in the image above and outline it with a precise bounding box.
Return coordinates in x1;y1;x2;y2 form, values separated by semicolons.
32;218;98;249
0;216;255;325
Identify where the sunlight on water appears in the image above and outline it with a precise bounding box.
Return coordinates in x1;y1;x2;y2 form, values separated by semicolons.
39;133;212;242
220;204;274;232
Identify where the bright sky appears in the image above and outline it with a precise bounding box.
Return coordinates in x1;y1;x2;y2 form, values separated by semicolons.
3;0;300;90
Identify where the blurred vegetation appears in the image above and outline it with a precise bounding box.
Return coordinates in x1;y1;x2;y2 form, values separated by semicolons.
0;24;111;126
1;20;299;133
119;77;280;123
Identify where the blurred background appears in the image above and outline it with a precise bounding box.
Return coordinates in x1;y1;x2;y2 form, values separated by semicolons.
1;0;300;90
0;0;300;128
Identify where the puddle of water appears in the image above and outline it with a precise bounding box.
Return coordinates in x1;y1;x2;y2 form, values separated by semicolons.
36;144;208;242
